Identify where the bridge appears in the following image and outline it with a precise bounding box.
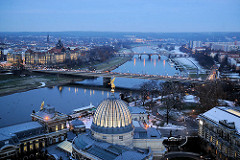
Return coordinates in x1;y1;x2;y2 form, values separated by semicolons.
131;52;161;59
33;69;203;86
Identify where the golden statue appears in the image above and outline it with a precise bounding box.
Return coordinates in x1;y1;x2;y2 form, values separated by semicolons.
110;77;115;93
40;101;44;110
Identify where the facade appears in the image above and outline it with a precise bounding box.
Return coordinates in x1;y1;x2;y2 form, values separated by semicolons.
0;122;45;159
69;119;86;133
198;106;240;160
31;103;68;145
7;52;22;64
72;96;166;160
25;39;83;65
128;106;148;122
132;121;166;157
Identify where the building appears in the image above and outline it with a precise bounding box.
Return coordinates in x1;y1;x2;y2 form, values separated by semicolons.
189;41;202;50
72;95;166;160
198;106;240;160
0;103;68;159
31;103;68;145
128;106;148;122
69;119;86;133
0;122;45;159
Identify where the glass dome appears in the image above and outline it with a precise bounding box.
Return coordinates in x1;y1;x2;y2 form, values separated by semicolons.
91;97;133;134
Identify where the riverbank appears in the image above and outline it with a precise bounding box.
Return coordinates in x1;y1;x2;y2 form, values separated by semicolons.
0;74;78;97
93;56;132;71
0;56;131;97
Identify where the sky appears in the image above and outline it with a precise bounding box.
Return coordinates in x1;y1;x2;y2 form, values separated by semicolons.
0;0;240;32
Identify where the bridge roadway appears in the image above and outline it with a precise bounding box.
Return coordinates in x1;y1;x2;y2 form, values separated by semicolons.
33;69;203;83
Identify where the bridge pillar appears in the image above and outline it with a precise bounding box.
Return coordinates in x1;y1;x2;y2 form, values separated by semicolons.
103;77;111;87
148;54;151;59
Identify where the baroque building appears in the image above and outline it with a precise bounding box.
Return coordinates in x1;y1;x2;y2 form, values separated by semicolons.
31;103;68;145
0;103;68;159
25;39;84;65
198;106;240;160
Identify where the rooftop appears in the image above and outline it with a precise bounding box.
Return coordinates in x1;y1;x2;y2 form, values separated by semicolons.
200;106;240;134
73;131;151;160
0;121;43;141
0;121;42;136
31;105;67;122
128;106;146;114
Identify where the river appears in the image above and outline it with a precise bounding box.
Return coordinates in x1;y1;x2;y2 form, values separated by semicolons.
0;46;180;127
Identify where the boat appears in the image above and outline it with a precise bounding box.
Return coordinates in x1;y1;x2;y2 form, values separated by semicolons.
72;103;96;114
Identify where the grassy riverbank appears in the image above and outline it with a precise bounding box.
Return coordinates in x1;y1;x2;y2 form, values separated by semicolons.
0;74;77;97
0;56;131;97
94;56;131;71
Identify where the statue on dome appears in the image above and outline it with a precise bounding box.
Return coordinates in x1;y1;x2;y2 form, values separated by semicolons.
110;77;115;93
40;101;44;110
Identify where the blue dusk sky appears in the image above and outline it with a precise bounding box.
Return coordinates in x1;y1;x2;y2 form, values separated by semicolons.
0;0;239;32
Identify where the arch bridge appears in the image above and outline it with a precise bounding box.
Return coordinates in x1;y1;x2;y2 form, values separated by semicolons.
33;69;204;86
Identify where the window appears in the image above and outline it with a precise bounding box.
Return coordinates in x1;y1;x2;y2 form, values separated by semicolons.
42;142;45;148
35;143;39;149
24;146;27;152
56;125;58;131
30;144;33;151
61;124;64;129
119;136;123;141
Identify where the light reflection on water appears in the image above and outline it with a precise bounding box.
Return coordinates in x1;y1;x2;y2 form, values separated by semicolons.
0;86;119;127
0;46;180;127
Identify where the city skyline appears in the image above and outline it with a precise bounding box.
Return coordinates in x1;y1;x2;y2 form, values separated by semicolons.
0;0;240;33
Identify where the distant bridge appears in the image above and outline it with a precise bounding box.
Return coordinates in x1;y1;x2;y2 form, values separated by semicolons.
33;69;203;86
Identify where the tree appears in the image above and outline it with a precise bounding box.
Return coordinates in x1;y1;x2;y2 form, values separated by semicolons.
158;81;184;124
140;82;150;106
195;80;227;111
139;80;159;107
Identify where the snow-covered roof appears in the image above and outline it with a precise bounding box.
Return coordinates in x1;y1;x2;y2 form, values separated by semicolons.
182;95;199;103
200;106;240;134
128;106;146;114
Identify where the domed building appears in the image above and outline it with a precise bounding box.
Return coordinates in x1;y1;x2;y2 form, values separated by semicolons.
72;83;166;160
91;97;134;146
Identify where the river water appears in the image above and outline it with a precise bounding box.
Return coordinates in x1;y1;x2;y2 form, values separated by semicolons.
0;46;180;127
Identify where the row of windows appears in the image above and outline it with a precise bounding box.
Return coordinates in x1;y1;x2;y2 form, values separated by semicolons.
102;136;123;141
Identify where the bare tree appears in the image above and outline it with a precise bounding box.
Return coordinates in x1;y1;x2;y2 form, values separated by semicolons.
195;80;227;112
139;80;159;107
140;82;150;106
158;81;184;124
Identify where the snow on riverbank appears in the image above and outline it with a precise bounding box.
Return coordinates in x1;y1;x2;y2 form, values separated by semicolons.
171;46;187;55
39;82;46;88
173;57;206;73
